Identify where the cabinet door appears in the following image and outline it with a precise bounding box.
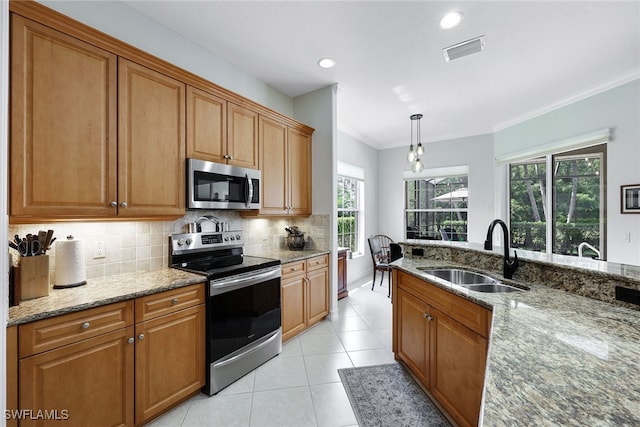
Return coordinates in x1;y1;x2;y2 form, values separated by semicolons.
259;116;288;215
19;327;134;427
396;288;431;387
186;85;227;163
306;266;329;327
118;59;185;217
228;103;259;169
10;15;117;219
287;127;312;216
337;250;348;299
281;273;306;342
430;308;488;427
6;326;18;427
135;304;205;425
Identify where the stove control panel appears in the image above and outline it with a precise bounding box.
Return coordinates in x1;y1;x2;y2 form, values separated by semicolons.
170;231;244;254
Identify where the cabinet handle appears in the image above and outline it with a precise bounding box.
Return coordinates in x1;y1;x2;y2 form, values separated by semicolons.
120;202;128;208
423;314;433;321
172;298;179;305
128;337;135;344
290;267;297;271
81;322;90;329
138;334;145;340
228;155;234;160
110;201;118;207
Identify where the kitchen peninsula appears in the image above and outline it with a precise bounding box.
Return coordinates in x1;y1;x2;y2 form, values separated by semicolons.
392;241;640;426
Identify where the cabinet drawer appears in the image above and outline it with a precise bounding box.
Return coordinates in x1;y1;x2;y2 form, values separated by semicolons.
306;254;329;272
282;260;306;279
135;283;205;323
398;271;492;338
19;301;134;358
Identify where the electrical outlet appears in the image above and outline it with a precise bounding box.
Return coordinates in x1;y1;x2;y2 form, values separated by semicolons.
94;240;106;259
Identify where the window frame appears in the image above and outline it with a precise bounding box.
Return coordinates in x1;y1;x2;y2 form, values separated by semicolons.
404;174;469;242
337;174;364;255
508;143;607;258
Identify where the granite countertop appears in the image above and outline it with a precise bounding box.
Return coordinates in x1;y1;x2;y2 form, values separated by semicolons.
8;249;331;326
7;268;206;326
393;257;640;426
249;249;330;264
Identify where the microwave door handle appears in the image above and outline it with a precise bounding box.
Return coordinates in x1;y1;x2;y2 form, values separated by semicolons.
245;174;253;208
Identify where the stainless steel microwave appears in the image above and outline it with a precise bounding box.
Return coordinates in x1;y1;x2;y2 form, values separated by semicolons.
187;158;260;210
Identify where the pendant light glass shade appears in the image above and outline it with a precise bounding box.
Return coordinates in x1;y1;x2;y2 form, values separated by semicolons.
407;114;424;171
412;157;424;173
407;145;416;162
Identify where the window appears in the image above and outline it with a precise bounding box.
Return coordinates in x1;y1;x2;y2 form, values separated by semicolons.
509;144;606;258
337;175;363;254
405;175;468;241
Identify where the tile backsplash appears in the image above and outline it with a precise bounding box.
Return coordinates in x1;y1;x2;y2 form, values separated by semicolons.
9;212;330;282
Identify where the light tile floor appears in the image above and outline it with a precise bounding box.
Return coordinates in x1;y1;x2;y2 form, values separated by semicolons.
145;277;394;427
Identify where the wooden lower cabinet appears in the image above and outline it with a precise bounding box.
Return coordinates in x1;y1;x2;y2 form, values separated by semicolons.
281;268;307;342
430;307;488;427
19;327;135;427
337;248;348;299
306;265;329;327
393;270;490;427
12;284;205;427
281;254;329;341
396;289;431;387
6;326;18;427
135;304;205;425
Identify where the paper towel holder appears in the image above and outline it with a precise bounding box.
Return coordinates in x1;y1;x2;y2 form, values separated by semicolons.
53;235;88;289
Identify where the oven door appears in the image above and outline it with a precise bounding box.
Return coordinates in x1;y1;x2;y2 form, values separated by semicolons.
207;266;281;362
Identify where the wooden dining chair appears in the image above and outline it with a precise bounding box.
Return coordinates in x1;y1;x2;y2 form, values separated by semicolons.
367;234;394;297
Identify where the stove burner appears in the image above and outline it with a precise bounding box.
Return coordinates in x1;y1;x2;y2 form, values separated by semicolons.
168;232;280;279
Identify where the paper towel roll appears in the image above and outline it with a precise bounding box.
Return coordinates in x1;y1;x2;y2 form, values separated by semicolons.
54;239;87;288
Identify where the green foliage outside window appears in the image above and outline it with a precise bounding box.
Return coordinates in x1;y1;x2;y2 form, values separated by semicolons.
509;149;603;258
338;175;361;253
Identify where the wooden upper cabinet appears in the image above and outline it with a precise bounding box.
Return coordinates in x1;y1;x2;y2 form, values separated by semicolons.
259;116;288;215
186;85;227;164
227;103;259;169
248;116;312;217
287;127;312;216
10;15;118;219
118;59;186;217
186;90;258;169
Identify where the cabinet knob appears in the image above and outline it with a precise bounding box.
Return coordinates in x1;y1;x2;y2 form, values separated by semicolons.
138;334;145;340
172;298;179;305
128;337;135;344
81;322;90;329
110;201;118;207
423;314;433;321
120;202;128;208
228;155;234;160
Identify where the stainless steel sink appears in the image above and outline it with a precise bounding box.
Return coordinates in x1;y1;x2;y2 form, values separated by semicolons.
417;268;525;292
459;283;523;293
418;268;496;285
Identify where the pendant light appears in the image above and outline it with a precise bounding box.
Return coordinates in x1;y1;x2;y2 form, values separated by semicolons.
407;114;424;173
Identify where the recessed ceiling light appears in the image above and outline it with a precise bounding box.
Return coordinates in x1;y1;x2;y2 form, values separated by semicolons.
317;58;336;69
440;11;464;29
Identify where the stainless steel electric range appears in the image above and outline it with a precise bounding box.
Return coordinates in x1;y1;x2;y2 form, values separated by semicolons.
169;230;282;395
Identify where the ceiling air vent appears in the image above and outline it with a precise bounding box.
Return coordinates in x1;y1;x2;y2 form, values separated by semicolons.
443;35;485;62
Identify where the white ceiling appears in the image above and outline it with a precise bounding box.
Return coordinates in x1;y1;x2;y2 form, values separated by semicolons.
122;1;640;149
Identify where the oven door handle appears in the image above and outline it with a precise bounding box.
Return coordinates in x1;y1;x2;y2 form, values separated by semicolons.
245;173;253;208
210;267;281;295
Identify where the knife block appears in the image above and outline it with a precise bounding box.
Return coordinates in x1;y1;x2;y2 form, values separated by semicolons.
18;255;50;300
